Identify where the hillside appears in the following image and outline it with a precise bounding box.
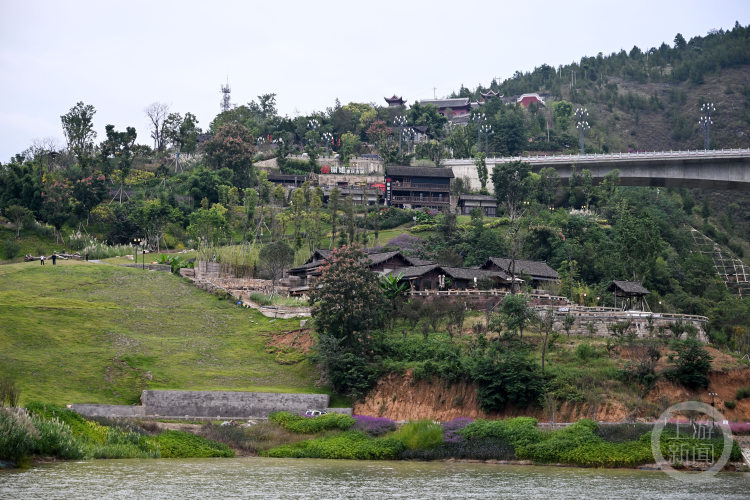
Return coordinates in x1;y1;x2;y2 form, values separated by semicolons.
0;260;319;406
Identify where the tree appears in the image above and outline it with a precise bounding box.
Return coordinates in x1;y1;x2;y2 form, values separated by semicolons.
471;345;545;411
539;308;555;373
259;240;294;296
537;167;560;206
145;102;169;154
551;100;573;131
203;123;256;188
4;205;34;238
379;273;409;317
674;33;687;50
329;187;340;248
60;102;97;171
492;161;532;287
187;204;228;257
474;152;488;192
100;125;137;203
131;199;180;252
501;293;535;340
310;246;386;350
664;340;712;389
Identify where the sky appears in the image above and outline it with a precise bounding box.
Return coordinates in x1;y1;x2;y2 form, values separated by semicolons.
1;0;748;162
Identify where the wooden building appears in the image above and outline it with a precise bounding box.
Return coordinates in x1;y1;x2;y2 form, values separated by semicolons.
607;280;651;311
384;95;406;107
418;98;472;117
481;257;559;288
457;194;498;217
385;166;453;210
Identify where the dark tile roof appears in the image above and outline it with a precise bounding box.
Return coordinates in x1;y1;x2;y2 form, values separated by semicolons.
385;166;454;178
608;280;650;295
367;251;404;266
404;255;434;266
484;257;559;280
386;264;439;279
419;98;470;108
441;266;511;281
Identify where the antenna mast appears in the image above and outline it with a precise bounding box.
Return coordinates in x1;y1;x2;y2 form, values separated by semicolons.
220;78;232;112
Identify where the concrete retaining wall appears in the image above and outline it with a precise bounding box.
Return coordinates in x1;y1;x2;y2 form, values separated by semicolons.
141;390;330;418
70;404;145;418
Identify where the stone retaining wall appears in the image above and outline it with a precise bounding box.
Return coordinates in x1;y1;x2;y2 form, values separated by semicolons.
141;390;330;418
70;404;145;418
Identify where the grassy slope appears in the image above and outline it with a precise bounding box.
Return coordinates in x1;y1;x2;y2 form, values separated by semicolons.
0;260;318;406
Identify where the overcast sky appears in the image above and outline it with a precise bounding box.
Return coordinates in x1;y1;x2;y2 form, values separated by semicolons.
1;0;748;162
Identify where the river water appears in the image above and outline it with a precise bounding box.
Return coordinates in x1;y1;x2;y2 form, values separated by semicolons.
1;458;747;499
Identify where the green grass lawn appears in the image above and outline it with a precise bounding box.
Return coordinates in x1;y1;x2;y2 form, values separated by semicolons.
0;260;320;406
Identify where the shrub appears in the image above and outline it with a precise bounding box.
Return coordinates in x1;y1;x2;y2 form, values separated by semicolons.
264;431;404;460
470;348;545;411
401;438;515;461
202;422;302;454
268;411;355;434
663;340;712;389
575;342;598;361
521;420;599;462
2;239;20;260
724;400;736;410
0;408;37;462
352;415;397;437
154;430;234;458
461;417;541;450
442;417;473;443
30;414;86;459
735;385;750;400
392;420;443;450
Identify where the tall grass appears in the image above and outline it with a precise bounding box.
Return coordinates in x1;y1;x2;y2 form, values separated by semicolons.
249;293;309;307
66;232;137;259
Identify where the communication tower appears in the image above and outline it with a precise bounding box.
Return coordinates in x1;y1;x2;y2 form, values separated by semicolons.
220;79;232;112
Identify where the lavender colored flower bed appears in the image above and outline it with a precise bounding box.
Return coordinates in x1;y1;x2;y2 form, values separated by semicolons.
729;422;750;434
442;417;474;443
353;415;397;437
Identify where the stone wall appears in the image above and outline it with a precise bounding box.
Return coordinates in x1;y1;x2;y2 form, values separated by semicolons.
141;390;330;418
70;404;145;418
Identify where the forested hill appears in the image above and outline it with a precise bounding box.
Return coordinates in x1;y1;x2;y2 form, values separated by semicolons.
452;22;750;153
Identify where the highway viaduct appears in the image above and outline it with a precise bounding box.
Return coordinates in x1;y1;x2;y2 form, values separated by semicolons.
444;149;750;193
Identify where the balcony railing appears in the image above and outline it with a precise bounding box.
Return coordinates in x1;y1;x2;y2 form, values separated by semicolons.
391;182;450;191
390;195;450;205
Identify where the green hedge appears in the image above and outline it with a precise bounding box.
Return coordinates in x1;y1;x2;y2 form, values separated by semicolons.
269;411;355;434
264;430;404;460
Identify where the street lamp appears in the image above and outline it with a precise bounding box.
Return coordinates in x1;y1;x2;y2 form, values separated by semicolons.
575;107;590;155
480;123;493;156
699;103;715;150
322;132;333;156
257;137;265;150
473;113;486;150
133;238;141;265
709;392;718;426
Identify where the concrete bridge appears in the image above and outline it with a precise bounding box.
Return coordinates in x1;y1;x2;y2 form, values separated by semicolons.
445;149;750;193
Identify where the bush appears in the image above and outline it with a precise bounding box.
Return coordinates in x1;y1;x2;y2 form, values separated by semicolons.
0;408;37;463
736;385;750;400
264;431;404;460
442;417;473;443
202;422;301;454
154;430;234;458
1;239;20;259
352;415;397;436
461;417;541;450
663;340;712;389
401;438;515;461
470;347;545;411
392;420;443;450
575;342;598;361
724;400;737;410
30;414;86;459
269;411;355;434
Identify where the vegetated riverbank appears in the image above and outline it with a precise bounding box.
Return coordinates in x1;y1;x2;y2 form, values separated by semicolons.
2;405;745;472
0;403;233;468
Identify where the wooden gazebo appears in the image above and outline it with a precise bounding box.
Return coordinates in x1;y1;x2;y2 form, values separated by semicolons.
607;280;650;311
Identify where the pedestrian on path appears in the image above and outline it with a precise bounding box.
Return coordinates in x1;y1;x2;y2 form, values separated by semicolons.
40;255;45;265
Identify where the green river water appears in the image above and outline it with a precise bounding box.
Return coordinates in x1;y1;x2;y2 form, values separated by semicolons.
1;458;747;499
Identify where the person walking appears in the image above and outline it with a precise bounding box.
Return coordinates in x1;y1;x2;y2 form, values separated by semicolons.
51;254;57;265
40;255;45;265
